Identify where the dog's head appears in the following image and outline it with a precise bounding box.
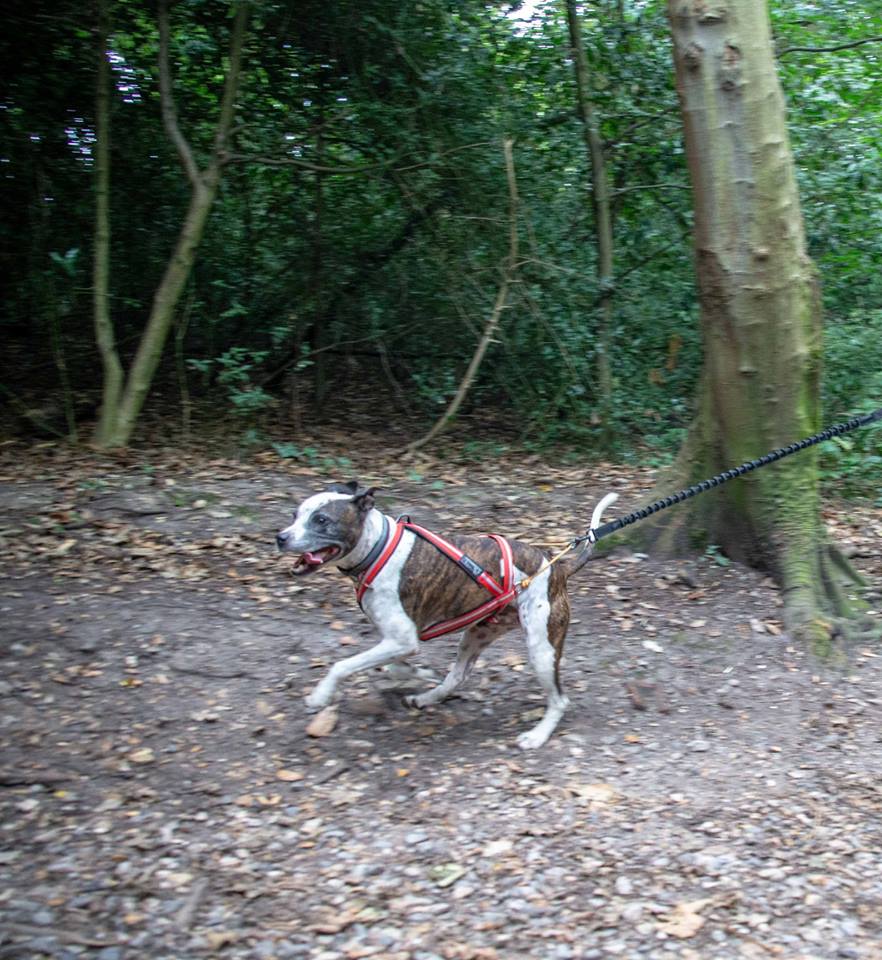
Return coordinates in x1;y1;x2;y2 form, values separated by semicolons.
276;481;377;575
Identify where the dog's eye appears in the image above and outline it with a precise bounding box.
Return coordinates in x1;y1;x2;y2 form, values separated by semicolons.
313;513;330;527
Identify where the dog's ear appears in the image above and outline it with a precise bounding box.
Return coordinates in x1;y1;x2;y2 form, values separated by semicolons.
329;480;360;495
352;487;377;513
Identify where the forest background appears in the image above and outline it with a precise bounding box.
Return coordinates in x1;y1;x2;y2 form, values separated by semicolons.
2;0;880;497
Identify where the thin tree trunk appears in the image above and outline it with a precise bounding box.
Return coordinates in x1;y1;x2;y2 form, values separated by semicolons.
92;0;124;447
107;181;217;446
404;138;519;455
564;0;614;446
652;0;868;645
94;1;248;448
309;82;328;412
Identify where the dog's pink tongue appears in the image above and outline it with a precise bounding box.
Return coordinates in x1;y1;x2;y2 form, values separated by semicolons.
302;551;325;567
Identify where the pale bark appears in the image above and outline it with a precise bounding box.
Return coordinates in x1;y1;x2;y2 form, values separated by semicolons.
404;138;519;455
94;1;248;448
564;0;614;443
92;0;124;447
655;0;867;645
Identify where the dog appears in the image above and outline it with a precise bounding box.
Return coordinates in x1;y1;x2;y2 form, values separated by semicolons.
276;482;618;749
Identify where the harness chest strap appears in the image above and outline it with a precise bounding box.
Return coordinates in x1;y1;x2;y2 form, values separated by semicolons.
355;519;516;641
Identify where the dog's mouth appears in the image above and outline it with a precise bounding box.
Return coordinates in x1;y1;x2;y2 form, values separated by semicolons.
292;545;342;575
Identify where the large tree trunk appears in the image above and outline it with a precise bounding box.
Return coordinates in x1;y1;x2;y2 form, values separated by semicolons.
93;1;248;449
657;0;866;645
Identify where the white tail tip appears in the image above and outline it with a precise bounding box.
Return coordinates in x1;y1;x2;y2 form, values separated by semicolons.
589;491;619;531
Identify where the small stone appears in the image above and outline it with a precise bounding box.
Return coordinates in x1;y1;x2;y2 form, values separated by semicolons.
621;901;645;922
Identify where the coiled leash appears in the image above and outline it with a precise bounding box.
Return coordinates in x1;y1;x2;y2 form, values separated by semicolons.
583;407;882;546
521;407;882;589
357;409;880;619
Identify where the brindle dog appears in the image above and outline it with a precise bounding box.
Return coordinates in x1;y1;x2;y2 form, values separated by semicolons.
276;483;617;749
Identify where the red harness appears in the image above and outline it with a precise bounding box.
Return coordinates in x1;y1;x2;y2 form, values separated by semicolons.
355;520;516;641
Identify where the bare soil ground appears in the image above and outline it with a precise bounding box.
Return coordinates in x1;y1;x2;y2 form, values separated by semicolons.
1;440;881;960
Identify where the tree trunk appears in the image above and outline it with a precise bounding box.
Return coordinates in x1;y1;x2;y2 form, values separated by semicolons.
657;0;867;645
92;0;124;447
564;0;615;447
93;1;248;448
104;180;219;446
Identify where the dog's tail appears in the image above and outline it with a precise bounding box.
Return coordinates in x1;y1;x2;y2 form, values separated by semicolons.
561;492;619;579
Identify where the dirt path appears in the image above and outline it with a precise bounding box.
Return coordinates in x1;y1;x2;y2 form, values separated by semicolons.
1;445;881;960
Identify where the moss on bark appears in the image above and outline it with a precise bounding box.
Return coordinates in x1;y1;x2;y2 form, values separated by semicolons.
652;0;873;649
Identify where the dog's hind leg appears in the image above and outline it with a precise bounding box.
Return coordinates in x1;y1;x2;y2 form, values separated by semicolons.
516;575;570;750
403;623;503;709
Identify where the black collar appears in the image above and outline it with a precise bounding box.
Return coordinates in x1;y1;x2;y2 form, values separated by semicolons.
338;514;390;578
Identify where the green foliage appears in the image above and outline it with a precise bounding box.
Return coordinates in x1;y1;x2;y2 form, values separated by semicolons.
271;442;353;473
705;544;732;567
189;347;273;418
819;312;882;498
49;249;80;278
1;0;877;490
819;431;882;503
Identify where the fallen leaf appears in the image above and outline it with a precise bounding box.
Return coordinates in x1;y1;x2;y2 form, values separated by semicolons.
205;930;239;950
306;706;338;738
567;782;620;805
255;793;282;806
189;710;219;722
482;838;514;857
430;863;467;888
51;538;77;557
308;906;362;935
658;898;714;939
276;768;304;782
129;748;155;764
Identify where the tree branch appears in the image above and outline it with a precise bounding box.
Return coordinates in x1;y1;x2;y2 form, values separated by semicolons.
157;0;199;186
401;138;519;455
611;182;691;196
211;3;249;164
228;140;495;176
778;35;882;57
227;154;402;175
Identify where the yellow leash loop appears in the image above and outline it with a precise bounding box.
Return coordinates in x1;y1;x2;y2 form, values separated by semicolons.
518;540;577;592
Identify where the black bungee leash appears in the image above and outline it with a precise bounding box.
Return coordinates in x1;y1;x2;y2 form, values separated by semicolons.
583;407;882;545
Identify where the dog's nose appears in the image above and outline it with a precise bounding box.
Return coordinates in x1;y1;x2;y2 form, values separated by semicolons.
276;531;289;550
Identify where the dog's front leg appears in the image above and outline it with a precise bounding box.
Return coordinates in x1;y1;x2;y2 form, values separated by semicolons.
306;631;419;710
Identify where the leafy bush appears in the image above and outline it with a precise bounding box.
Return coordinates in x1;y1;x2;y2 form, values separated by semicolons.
819;312;882;500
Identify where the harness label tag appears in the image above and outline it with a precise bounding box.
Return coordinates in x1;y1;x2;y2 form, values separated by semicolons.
458;556;485;580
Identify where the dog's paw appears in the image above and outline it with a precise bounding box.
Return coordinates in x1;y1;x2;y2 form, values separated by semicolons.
305;689;332;711
402;693;422;710
517;728;550;750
